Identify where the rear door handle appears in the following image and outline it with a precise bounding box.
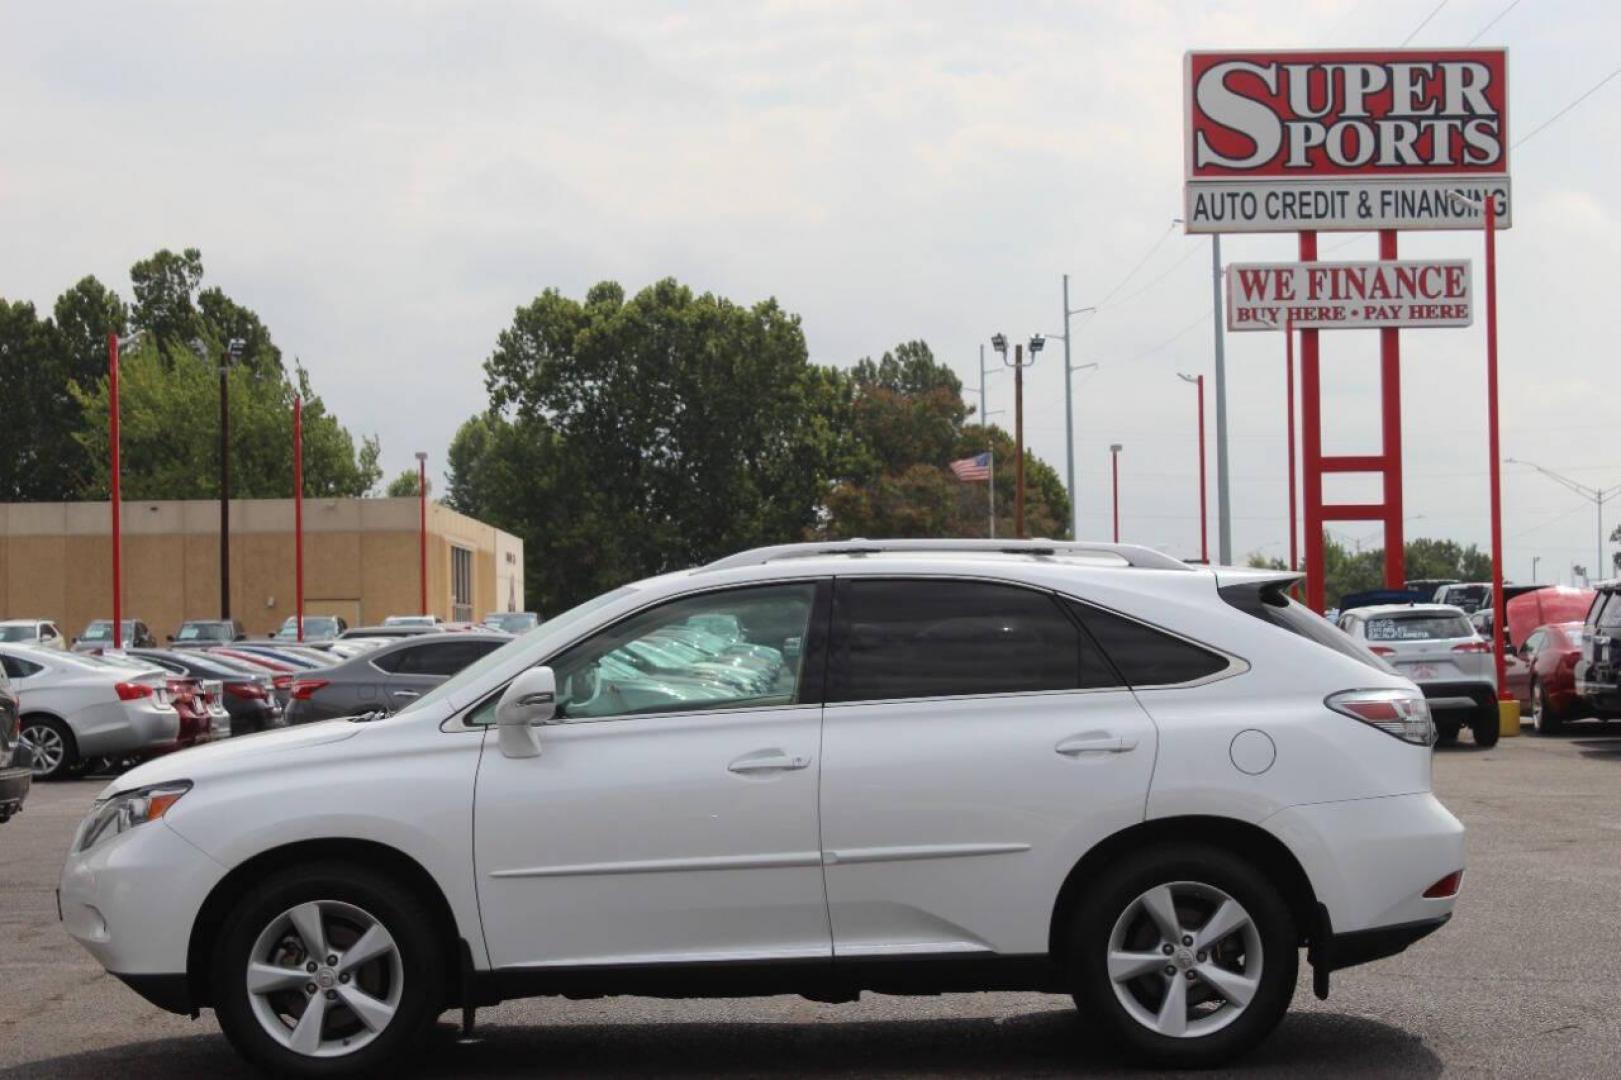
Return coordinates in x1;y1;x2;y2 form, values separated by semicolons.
1055;733;1138;756
391;689;421;700
728;749;811;774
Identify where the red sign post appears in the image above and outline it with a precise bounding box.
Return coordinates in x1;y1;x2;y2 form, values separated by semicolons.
107;333;123;651
293;396;304;643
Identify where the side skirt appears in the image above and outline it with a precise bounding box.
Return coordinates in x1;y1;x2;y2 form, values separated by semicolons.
469;953;1067;1006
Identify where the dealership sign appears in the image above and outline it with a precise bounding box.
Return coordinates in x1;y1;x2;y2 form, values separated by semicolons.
1184;49;1510;232
1226;259;1473;330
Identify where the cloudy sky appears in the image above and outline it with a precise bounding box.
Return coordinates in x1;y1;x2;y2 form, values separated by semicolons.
4;0;1618;582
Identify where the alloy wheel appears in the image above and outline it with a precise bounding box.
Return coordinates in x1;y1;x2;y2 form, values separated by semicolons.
21;724;64;778
1106;880;1263;1039
245;899;404;1058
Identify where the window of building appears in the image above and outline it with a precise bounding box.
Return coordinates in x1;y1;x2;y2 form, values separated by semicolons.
451;546;474;622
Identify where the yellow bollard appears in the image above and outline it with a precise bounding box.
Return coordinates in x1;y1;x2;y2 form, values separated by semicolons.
1498;698;1521;737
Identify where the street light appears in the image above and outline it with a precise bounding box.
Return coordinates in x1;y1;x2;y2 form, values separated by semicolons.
1110;443;1123;543
991;334;1039;538
1505;458;1621;581
415;451;429;617
1057;274;1099;541
1175;215;1233;563
1177;373;1208;564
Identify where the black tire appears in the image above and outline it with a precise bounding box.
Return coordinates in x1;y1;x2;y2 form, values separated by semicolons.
19;716;78;781
1434;718;1461;745
1470;701;1501;747
1068;845;1297;1069
1531;679;1563;736
212;862;444;1077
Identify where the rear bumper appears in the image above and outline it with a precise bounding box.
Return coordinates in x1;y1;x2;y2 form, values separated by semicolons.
1322;914;1449;973
0;763;30;820
113;971;193;1015
1417;680;1495;711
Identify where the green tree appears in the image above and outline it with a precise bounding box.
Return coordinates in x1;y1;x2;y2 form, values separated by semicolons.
0;299;94;499
480;278;848;611
129;247;205;348
72;341;380;500
52;276;128;383
384;469;430;497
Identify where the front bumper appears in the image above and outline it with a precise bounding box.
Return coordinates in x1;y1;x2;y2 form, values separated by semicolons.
59;817;225;986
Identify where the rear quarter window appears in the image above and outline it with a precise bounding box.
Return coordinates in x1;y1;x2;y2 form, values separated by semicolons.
1062;600;1229;687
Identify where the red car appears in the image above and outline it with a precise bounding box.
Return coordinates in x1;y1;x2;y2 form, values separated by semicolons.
1504;621;1588;734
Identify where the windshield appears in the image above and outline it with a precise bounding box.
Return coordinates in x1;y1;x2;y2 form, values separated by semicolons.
395;585;640;717
81;622;115;641
0;626;37;642
177;622;230;641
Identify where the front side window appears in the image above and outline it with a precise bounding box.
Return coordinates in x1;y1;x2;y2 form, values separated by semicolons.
546;583;819;720
834;579;1114;702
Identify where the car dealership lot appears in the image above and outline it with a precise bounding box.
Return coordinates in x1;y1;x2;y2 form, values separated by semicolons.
4;731;1621;1079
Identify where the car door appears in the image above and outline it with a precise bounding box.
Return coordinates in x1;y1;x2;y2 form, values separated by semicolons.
1505;629;1541;704
817;577;1160;959
473;580;832;969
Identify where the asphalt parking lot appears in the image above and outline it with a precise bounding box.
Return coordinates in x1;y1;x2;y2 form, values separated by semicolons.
4;728;1621;1079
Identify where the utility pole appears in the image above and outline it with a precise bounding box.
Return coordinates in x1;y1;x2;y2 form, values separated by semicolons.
1178;373;1209;563
1210;234;1232;564
970;343;1003;539
1110;444;1123;542
416;451;429;616
1014;343;1026;538
1058;277;1098;540
219;338;244;619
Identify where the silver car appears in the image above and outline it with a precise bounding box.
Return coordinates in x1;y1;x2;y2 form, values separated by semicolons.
1338;602;1498;745
0;645;179;779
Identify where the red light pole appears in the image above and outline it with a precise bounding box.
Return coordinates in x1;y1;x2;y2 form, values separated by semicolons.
1110;443;1123;542
1479;195;1508;707
293;397;304;643
1285;317;1297;575
415;451;428;617
107;333;123;650
1178;373;1208;563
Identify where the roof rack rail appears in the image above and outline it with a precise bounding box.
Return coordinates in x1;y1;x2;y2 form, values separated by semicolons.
698;538;1193;574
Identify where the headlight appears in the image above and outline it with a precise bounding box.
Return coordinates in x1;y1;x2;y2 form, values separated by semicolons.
75;781;192;853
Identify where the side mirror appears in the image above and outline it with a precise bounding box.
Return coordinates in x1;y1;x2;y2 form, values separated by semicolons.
496;666;558;759
166;635;175;643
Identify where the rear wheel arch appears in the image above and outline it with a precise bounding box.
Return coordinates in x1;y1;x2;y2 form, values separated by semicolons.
186;838;466;1011
1048;816;1320;959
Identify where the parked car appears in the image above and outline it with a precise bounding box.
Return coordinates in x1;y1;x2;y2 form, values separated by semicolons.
1403;578;1459;602
381;614;441;628
1336;603;1498;745
170;619;248;648
204;649;298;710
223;643;336;671
482;611;540;634
283;632;507;725
0;645;179;780
129;649;285;736
0;664;30;822
1504;586;1594;653
338;625;436;640
1432;582;1492;615
0;619;67;651
61;539;1463;1074
271;615;348;642
73;619;157;653
1575;583;1621;718
1504;622;1588;735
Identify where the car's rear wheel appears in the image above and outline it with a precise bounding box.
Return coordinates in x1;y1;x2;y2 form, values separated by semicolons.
212;863;443;1076
1470;700;1501;747
19;717;77;781
1531;678;1562;735
1068;845;1297;1068
1434;717;1461;745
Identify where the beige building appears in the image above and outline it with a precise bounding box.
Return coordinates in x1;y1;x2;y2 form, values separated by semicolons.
0;498;524;639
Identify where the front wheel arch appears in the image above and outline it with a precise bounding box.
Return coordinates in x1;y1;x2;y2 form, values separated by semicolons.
186;839;466;1013
1048;816;1320;962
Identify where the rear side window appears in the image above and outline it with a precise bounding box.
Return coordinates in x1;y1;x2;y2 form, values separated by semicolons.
1598;593;1621;630
379;640;503;677
0;656;43;679
1365;613;1473;641
1064;600;1229;687
835;579;1116;701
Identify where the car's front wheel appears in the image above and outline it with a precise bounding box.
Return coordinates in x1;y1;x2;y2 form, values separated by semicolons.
1068;845;1297;1068
212;862;444;1076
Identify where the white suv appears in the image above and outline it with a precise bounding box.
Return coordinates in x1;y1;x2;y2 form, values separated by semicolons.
1336;603;1499;747
59;540;1464;1073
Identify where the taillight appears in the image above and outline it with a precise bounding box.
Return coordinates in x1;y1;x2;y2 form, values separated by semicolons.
1451;641;1491;654
225;681;268;700
114;681;154;701
272;674;293;690
1326;688;1434;745
1368;645;1397;657
1423;870;1464;898
289;679;329;701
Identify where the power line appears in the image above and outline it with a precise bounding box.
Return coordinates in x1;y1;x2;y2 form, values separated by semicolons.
1088;221;1179;312
1467;0;1523;44
1400;0;1448;45
1514;63;1621;149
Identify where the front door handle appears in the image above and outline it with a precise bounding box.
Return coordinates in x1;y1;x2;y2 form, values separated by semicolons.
1055;733;1138;756
728;749;811;774
391;689;421;700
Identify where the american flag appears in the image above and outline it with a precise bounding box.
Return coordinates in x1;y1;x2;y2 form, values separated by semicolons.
949;452;992;482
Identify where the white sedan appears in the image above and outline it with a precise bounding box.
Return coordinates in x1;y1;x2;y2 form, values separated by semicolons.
0;645;180;780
